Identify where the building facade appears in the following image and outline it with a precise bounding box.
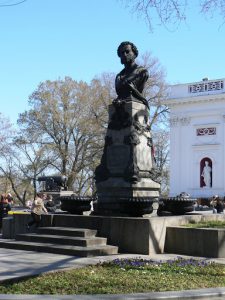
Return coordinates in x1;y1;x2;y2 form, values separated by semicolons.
165;78;225;198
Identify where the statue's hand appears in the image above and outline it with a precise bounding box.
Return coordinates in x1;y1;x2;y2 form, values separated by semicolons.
128;82;135;88
127;82;137;92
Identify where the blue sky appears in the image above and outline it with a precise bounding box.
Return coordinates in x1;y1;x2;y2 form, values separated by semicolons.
1;0;225;124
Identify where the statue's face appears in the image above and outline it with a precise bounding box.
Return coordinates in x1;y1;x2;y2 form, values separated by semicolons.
119;44;136;65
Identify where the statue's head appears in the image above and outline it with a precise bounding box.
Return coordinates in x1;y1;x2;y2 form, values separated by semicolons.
117;41;138;58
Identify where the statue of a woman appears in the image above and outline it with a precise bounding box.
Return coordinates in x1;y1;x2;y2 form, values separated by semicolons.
201;161;212;187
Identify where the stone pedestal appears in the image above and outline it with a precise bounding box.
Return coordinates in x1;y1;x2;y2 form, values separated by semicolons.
95;100;160;216
157;196;196;216
60;195;93;214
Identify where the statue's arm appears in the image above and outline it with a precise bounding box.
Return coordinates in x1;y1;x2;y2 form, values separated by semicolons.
136;68;149;92
115;74;123;94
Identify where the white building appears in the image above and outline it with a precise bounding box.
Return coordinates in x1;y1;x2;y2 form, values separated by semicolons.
165;78;225;198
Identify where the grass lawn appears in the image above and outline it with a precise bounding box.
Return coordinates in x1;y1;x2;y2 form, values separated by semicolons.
0;257;225;295
186;220;225;228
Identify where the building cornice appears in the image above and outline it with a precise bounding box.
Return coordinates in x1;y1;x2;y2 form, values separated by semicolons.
164;93;225;107
192;143;221;149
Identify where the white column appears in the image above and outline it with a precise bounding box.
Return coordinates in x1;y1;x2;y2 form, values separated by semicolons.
169;116;180;196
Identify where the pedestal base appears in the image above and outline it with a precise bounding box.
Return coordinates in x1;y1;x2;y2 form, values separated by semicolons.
95;177;160;217
93;199;154;217
60;195;94;214
157;197;197;216
95;100;160;217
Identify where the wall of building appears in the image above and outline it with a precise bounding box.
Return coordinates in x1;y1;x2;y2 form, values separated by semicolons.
166;78;225;198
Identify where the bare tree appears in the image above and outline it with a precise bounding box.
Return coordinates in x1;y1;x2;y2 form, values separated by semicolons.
0;114;22;200
0;152;31;205
138;52;169;130
17;77;111;194
0;133;52;205
152;130;170;195
0;113;15;155
14;135;54;194
121;0;225;31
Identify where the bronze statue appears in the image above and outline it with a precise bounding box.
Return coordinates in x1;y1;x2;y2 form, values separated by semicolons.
115;41;149;108
94;42;161;217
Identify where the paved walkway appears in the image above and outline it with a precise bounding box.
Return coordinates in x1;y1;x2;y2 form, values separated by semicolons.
1;247;225;299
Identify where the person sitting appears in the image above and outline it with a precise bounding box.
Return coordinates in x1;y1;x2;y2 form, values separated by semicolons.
44;195;56;213
215;197;224;214
211;195;224;214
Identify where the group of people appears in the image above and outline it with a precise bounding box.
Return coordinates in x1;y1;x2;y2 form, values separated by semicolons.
210;195;224;214
26;193;57;229
0;192;57;231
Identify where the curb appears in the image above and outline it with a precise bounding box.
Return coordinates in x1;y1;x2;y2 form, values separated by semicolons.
1;287;225;300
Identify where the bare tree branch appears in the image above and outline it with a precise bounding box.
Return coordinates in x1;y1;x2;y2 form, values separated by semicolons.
0;0;27;7
121;0;225;31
